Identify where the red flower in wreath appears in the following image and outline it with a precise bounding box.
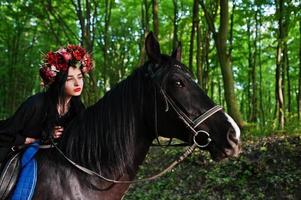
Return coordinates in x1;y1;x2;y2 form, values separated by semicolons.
46;52;58;66
40;45;94;86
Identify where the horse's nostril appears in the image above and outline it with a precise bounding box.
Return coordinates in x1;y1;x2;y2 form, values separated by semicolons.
227;128;239;145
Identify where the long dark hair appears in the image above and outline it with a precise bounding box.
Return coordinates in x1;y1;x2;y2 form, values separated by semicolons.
59;67;147;178
42;68;84;140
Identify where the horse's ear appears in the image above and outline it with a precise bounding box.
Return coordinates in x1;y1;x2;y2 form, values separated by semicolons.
171;42;182;62
145;31;162;63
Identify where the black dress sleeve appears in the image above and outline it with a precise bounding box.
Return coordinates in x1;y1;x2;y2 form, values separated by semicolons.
0;93;46;147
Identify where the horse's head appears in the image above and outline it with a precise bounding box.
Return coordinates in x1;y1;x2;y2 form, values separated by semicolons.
144;32;241;161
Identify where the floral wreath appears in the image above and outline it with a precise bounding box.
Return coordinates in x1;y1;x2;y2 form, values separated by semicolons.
40;45;94;86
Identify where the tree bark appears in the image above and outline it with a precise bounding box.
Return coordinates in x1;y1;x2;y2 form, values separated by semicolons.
258;5;265;127
217;75;222;106
196;18;202;86
283;6;291;113
194;0;203;86
189;0;199;71
152;0;159;38
297;20;301;120
229;1;235;57
199;0;245;127
103;0;113;92
246;12;252;121
139;0;150;65
172;0;178;50
275;0;286;129
284;43;291;113
71;0;99;105
202;30;210;92
250;7;259;122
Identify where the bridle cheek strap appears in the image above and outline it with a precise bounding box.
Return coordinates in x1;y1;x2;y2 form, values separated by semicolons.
160;89;223;148
52;66;223;184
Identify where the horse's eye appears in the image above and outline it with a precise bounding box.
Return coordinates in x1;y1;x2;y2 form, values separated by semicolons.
175;80;184;88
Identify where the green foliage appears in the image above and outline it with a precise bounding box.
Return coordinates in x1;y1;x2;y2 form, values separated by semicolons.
0;2;300;198
125;135;301;199
0;1;300;126
242;114;301;138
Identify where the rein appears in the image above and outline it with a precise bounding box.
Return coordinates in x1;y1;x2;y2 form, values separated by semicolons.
51;64;223;184
52;140;197;184
150;63;223;148
11;144;54;152
51;104;222;184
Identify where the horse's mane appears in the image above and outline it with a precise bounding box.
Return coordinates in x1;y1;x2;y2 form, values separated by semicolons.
59;66;149;177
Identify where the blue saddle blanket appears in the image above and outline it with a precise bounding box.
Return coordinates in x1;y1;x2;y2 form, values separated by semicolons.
11;142;39;200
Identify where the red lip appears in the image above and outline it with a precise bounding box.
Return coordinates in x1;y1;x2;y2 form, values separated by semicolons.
74;88;81;92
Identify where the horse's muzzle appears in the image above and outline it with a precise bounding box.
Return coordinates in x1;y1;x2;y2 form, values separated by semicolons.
224;127;241;157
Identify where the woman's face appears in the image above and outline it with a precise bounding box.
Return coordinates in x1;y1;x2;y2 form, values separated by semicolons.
64;67;84;97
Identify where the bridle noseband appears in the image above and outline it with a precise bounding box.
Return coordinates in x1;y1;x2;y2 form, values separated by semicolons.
52;63;224;184
150;64;223;148
159;88;222;148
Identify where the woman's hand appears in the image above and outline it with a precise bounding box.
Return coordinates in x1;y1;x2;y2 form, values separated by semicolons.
25;137;37;144
53;126;64;139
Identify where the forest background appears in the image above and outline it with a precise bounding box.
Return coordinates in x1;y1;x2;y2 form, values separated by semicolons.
0;0;300;199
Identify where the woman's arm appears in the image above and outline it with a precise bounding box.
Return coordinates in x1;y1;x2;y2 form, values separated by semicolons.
24;137;37;144
0;93;45;146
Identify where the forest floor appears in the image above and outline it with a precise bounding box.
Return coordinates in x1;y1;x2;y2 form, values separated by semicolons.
124;134;301;200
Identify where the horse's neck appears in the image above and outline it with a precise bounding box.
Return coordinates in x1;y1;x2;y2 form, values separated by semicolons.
90;135;153;197
35;68;158;199
131;134;154;174
59;66;156;174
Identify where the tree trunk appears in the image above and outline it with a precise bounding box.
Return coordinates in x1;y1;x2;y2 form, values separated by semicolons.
284;43;291;113
276;0;285;129
202;30;210;92
275;46;285;129
139;0;150;65
283;6;291;114
194;0;202;86
172;0;178;50
103;0;113;92
200;0;244;127
247;16;252;121
196;20;202;86
71;0;99;105
297;20;301;120
152;0;159;38
145;0;150;33
250;7;259;122
189;0;199;71
275;0;285;129
72;0;93;51
217;74;222;106
229;1;235;57
258;6;265;127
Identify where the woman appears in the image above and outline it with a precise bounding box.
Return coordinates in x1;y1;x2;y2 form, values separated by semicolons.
0;45;94;162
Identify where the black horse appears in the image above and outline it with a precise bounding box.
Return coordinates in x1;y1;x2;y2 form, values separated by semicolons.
33;32;240;200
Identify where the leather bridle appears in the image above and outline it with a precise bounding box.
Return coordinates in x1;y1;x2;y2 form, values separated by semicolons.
158;87;223;148
52;64;223;184
150;64;223;148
